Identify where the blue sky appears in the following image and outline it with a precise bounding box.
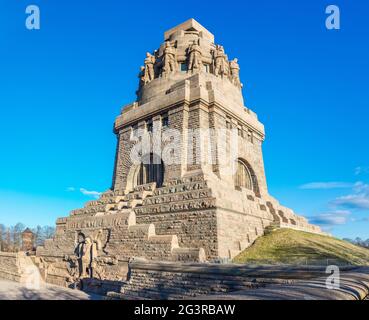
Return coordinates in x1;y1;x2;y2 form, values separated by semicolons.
0;0;368;239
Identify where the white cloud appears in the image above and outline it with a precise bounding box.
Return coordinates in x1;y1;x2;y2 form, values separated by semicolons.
79;188;102;199
66;186;102;199
332;194;369;210
309;210;351;226
331;182;369;210
355;166;369;176
353;182;369;194
299;182;354;190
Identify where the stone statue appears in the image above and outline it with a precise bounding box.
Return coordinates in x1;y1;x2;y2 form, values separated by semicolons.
214;45;229;77
188;41;202;73
162;41;177;75
82;237;96;278
138;66;145;88
230;58;242;88
74;231;102;279
74;233;86;278
143;52;155;84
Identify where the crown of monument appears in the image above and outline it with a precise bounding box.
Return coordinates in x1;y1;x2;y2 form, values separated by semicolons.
137;19;242;102
164;18;214;42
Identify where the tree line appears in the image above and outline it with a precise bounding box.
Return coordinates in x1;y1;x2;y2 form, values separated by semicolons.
344;237;369;249
0;223;55;252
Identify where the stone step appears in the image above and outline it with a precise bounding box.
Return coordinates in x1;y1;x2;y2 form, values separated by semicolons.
117;201;129;210
143;188;212;206
130;199;143;208
162;175;205;187
114;196;126;203
172;247;206;263
105;204;116;211
134;197;216;215
152;181;208;197
133;182;157;193
149;235;179;249
128;224;155;238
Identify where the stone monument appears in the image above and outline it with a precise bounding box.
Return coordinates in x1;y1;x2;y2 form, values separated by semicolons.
35;19;322;288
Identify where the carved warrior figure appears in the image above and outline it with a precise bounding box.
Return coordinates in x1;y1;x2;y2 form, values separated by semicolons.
143;52;155;84
214;45;229;77
230;58;242;88
162;41;177;75
188;41;202;72
74;230;103;278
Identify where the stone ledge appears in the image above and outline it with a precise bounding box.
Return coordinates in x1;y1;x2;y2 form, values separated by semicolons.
128;258;356;279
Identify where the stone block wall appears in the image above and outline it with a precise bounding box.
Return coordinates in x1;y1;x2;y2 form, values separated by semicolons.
109;258;333;300
134;176;219;260
0;252;22;282
0;252;37;283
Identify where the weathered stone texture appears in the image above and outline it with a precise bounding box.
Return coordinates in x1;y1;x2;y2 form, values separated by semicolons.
108;259;368;300
0;252;37;283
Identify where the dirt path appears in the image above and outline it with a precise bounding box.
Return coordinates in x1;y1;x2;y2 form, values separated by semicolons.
0;279;101;300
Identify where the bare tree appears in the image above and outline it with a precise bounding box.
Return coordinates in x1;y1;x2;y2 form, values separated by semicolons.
0;223;55;252
0;224;6;251
32;225;55;247
11;223;25;251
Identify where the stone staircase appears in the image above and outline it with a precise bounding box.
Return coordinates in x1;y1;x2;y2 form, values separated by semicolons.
228;228;261;259
71;183;157;217
48;181;207;263
105;211;206;262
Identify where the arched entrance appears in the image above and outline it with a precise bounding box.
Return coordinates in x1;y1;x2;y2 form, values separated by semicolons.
234;158;260;197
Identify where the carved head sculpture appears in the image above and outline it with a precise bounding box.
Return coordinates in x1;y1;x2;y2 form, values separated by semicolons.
77;232;85;244
217;45;225;54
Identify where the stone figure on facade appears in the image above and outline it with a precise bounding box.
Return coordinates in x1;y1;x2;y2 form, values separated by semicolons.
82;237;95;277
74;233;85;278
188;41;203;73
74;230;103;279
138;66;145;88
214;45;229;77
162;41;177;76
230;58;242;88
143;52;155;84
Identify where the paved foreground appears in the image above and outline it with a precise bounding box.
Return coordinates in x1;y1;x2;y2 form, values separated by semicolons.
0;280;101;300
193;267;369;300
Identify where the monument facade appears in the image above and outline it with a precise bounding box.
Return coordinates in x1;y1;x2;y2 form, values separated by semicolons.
36;19;322;287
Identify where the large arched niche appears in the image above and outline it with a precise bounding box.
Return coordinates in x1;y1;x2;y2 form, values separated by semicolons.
234;158;260;197
127;153;165;191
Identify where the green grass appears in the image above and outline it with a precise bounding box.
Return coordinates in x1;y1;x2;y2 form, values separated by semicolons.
233;228;369;266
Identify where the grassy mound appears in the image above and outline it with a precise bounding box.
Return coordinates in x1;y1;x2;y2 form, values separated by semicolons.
233;228;369;266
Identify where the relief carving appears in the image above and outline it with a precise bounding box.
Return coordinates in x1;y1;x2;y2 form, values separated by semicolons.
74;230;106;279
